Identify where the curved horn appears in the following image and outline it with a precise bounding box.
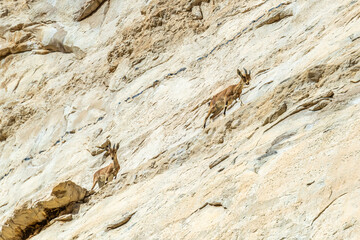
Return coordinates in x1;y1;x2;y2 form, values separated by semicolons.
243;68;247;75
237;69;244;78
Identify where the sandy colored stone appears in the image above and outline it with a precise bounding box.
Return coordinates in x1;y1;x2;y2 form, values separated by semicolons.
1;0;360;240
0;181;86;240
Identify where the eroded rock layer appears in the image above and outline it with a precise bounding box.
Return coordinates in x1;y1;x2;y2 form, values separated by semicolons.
1;0;360;239
0;181;87;240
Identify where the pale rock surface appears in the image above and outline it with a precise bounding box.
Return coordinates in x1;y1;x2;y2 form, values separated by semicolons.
1;0;360;239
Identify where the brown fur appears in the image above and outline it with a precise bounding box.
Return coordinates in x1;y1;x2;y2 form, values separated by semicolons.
204;68;251;128
91;141;120;191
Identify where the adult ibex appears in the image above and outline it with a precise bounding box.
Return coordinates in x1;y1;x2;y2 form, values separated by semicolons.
204;68;251;128
91;140;120;191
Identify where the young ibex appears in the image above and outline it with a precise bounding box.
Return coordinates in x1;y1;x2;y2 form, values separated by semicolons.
91;141;120;191
203;68;251;128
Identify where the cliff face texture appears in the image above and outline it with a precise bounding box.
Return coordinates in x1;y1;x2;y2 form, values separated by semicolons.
1;0;360;239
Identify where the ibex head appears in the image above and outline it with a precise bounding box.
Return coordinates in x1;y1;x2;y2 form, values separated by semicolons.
237;68;251;85
106;141;120;160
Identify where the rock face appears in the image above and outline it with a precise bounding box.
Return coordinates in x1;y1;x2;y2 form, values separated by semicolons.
1;0;360;239
0;181;87;240
74;0;108;21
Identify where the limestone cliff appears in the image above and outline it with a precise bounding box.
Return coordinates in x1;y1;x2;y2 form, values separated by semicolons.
1;0;360;239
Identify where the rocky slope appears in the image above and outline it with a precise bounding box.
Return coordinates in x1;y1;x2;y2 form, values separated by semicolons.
1;0;360;239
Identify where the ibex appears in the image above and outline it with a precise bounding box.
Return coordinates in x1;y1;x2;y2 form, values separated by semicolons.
203;68;251;128
91;141;120;191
